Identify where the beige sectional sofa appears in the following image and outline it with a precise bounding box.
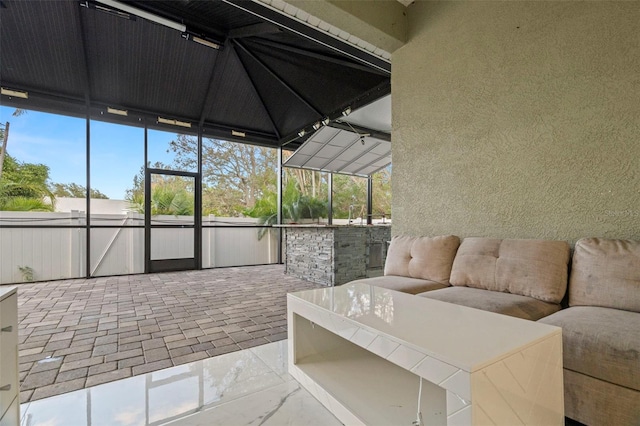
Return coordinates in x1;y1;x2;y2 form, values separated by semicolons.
419;237;571;321
539;238;640;426
351;234;639;425
349;234;460;294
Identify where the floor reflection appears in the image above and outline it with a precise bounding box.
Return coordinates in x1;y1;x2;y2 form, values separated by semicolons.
20;341;340;426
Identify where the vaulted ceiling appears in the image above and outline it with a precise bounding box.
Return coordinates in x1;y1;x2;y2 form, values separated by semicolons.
0;0;390;149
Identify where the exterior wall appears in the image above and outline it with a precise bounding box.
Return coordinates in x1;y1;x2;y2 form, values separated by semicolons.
392;1;640;243
284;226;391;286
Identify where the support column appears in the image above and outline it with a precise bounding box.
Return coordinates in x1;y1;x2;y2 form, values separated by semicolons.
277;148;283;264
367;175;373;225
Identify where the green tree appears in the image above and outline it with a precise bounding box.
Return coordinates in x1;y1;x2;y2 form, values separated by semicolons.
169;135;277;215
126;168;194;216
0;153;55;211
244;179;327;239
372;166;392;219
52;182;109;199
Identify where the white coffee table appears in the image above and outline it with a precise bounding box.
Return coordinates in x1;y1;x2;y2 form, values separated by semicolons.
287;283;563;425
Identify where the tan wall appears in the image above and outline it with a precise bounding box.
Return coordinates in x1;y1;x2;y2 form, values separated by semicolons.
391;1;640;244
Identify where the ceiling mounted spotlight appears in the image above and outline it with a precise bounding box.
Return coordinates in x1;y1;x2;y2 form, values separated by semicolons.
298;129;306;137
322;117;330;126
342;106;352;117
158;116;191;128
94;0;186;32
182;32;222;50
312;122;321;131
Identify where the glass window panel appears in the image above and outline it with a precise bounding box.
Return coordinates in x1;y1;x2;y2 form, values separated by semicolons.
201;138;280;267
0;106;86;213
147;128;197;172
372;165;392;223
90;119;144;208
0;107;87;284
149;173;195;261
332;174;368;224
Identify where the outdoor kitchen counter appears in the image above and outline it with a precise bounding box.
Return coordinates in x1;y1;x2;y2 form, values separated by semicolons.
278;225;391;286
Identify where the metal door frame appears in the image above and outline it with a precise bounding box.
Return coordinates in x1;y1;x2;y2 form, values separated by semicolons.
144;168;201;273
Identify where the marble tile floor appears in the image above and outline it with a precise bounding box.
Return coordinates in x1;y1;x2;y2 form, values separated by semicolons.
20;340;342;426
18;339;587;426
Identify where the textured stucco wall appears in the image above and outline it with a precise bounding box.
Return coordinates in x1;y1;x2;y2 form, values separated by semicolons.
392;1;640;244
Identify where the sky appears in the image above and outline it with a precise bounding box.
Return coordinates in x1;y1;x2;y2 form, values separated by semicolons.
0;106;181;200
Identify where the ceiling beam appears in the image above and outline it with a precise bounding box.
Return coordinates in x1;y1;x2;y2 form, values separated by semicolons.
228;22;282;39
198;42;228;127
251;38;388;76
76;2;94;106
230;42;282;140
330;121;390;142
222;0;390;74
233;39;324;118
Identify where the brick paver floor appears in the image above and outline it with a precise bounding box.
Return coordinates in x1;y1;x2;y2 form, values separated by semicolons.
8;265;322;403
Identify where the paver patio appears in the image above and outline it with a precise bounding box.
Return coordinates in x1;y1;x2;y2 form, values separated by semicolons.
6;264;322;403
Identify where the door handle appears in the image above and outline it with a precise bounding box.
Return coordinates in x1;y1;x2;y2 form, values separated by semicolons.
1;326;12;332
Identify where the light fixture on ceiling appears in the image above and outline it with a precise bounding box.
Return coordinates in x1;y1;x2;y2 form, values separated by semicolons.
1;87;28;99
158;116;191;128
322;117;330;126
344;120;369;145
93;0;186;32
298;129;306;137
231;130;246;137
182;33;222;50
312;122;321;131
107;107;128;116
342;106;352;117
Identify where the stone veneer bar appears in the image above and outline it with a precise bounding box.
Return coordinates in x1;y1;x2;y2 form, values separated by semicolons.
280;225;391;286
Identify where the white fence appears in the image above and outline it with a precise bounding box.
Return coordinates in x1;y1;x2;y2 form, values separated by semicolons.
0;212;279;285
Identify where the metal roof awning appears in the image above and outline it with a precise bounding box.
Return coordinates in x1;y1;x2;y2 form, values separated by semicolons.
283;125;391;177
0;0;391;150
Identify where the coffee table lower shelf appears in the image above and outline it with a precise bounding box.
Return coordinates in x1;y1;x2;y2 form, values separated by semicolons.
287;285;564;426
292;342;446;425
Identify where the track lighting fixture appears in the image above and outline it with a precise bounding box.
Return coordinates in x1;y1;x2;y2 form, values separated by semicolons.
93;0;186;32
1;87;28;99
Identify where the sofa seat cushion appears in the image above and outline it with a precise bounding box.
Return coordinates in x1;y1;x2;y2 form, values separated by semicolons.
539;306;640;392
348;276;448;295
450;238;570;303
418;287;561;321
384;235;460;283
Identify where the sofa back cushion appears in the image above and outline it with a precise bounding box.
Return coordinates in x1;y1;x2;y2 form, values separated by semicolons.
384;235;460;284
569;238;640;312
450;238;570;303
